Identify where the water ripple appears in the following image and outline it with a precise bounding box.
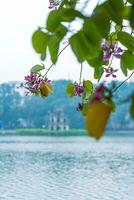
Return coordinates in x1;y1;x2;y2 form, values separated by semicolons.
0;136;134;200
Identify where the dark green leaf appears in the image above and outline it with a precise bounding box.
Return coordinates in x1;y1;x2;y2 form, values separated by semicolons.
60;8;85;22
94;66;104;80
120;58;128;76
32;29;48;60
91;5;111;38
87;50;103;68
121;50;134;70
115;24;122;32
130;5;134;29
83;19;101;49
66;83;75;97
109;32;118;43
104;0;124;24
55;24;67;41
117;31;134;51
46;10;61;32
48;36;59;64
128;0;134;4
30;64;45;73
59;0;77;9
69;31;96;62
123;6;131;20
48;24;67;64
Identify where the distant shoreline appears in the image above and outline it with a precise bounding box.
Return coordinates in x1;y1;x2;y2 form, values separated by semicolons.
0;129;134;136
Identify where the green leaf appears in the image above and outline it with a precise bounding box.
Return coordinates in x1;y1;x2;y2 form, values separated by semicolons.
104;0;124;24
32;29;48;60
83;19;101;49
46;8;85;32
48;24;67;64
115;24;122;32
91;5;111;38
87;50;103;68
81;103;89;116
130;96;134;120
46;10;61;32
121;50;134;70
108;100;116;112
128;0;134;4
48;36;59;64
123;6;131;20
55;24;67;41
94;66;104;80
60;8;85;22
30;64;45;73
117;31;134;51
120;58;128;76
83;80;93;94
109;32;118;43
66;83;75;97
130;5;134;29
69;31;96;62
59;0;77;9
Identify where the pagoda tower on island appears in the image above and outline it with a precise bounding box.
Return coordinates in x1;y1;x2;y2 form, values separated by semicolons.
48;108;69;131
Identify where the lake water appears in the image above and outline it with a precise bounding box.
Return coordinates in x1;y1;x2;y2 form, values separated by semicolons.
0;136;134;200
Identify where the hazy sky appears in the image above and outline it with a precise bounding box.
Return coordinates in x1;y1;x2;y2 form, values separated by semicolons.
0;0;128;83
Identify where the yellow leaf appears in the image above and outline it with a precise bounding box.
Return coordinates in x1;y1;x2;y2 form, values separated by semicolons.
45;83;53;94
85;101;112;140
40;83;53;97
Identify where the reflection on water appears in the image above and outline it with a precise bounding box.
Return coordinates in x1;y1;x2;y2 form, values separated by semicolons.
0;136;134;200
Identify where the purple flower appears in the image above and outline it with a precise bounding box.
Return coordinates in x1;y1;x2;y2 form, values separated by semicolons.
101;43;122;61
24;73;37;82
23;72;52;95
90;84;105;103
101;44;108;51
104;67;118;78
113;47;123;59
115;47;123;53
48;0;59;9
74;83;84;97
103;53;111;61
110;44;116;49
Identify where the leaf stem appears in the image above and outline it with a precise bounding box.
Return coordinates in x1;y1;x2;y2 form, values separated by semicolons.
112;71;134;93
44;43;70;76
79;62;83;84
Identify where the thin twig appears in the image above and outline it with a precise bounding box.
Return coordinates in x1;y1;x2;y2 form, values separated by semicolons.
44;43;70;76
79;62;83;84
112;71;134;93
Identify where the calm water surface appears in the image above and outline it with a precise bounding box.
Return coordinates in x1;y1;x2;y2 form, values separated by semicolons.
0;136;134;200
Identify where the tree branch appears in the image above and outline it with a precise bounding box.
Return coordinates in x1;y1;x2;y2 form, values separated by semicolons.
79;62;83;84
44;43;70;76
112;71;134;93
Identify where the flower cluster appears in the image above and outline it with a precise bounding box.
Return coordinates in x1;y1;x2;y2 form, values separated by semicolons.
101;43;123;61
24;72;51;96
48;0;59;9
74;83;84;97
91;84;105;103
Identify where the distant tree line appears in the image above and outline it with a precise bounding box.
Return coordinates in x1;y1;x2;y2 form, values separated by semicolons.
0;80;134;130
